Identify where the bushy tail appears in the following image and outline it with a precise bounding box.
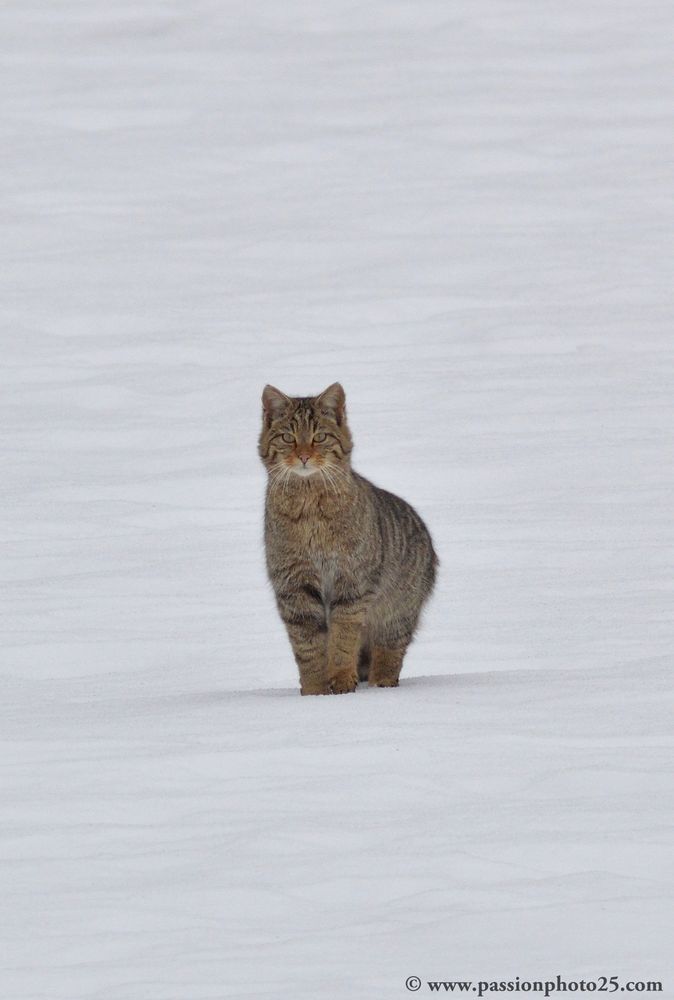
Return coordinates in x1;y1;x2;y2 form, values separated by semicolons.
357;645;371;682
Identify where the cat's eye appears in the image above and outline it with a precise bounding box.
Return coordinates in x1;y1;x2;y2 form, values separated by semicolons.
281;433;295;444
313;433;327;443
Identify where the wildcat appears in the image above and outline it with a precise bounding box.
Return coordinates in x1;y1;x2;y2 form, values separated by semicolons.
259;383;437;695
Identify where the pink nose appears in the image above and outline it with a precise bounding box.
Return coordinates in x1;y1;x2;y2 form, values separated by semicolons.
299;455;309;466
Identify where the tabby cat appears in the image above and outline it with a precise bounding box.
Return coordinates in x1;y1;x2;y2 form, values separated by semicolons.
259;383;437;695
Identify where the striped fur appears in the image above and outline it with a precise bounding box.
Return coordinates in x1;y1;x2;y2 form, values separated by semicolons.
259;383;438;695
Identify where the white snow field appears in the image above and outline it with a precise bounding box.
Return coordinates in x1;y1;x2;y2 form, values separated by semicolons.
2;1;673;998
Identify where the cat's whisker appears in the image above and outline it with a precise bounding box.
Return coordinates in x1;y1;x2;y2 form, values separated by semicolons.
328;468;342;495
282;465;292;499
268;466;286;493
318;466;329;493
321;465;338;498
324;463;347;488
326;468;338;498
269;464;296;498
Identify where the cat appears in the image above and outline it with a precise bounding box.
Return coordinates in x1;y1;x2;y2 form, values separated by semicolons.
258;382;437;695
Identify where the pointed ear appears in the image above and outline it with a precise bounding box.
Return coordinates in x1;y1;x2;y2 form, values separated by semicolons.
262;385;292;425
315;382;346;424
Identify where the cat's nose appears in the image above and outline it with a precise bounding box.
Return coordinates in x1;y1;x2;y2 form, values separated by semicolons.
299;454;310;466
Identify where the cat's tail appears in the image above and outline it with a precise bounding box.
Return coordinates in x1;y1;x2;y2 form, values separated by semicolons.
357;645;371;683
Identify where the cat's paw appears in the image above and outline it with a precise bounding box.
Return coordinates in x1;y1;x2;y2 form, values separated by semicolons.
328;669;359;694
300;682;329;696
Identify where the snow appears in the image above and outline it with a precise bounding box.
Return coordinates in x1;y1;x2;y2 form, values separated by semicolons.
2;1;673;997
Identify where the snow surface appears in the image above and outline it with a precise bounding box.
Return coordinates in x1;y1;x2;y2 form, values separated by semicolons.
2;1;673;998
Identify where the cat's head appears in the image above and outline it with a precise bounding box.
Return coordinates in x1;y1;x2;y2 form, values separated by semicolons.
258;382;353;480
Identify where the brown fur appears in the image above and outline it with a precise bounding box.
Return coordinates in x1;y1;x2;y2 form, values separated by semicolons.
259;383;437;695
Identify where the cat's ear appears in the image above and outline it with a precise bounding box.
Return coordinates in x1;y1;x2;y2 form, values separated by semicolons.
315;382;346;425
262;384;292;426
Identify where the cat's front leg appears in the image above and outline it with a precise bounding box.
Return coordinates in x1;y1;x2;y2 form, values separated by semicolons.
326;600;369;694
277;592;328;695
